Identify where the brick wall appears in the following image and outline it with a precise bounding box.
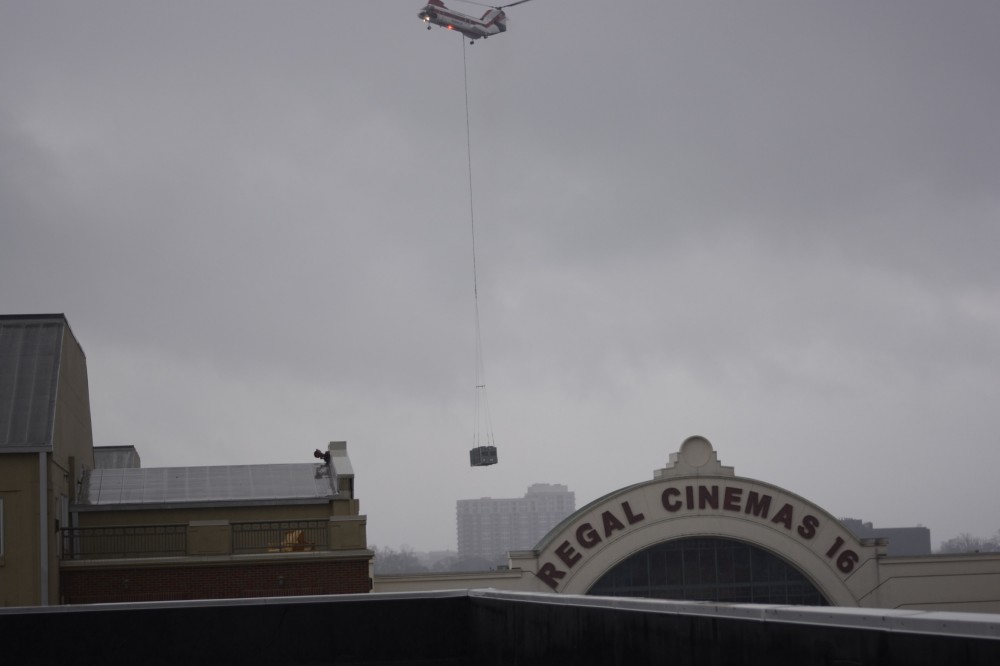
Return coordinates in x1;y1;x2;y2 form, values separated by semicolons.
60;558;371;604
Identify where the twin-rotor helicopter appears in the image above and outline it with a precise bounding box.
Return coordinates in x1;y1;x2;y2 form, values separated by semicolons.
418;0;535;43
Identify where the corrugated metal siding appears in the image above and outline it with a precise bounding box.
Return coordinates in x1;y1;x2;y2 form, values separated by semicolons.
0;319;64;448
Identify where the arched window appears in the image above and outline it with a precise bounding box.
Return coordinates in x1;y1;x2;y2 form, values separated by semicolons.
587;537;828;605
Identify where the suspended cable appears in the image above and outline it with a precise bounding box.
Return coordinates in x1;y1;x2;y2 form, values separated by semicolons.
463;38;498;467
463;39;479;304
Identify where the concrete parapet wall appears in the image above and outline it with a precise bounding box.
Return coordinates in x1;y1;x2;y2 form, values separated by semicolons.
2;589;998;665
187;520;232;556
329;515;366;549
470;590;1000;665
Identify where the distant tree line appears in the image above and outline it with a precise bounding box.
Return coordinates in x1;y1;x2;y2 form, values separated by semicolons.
938;529;1000;554
371;545;504;575
376;532;1000;574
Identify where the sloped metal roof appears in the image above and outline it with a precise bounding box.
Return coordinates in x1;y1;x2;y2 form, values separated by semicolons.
77;463;337;506
0;315;64;449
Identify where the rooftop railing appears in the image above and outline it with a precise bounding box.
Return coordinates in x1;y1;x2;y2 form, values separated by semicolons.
61;525;187;560
61;519;334;560
232;520;329;554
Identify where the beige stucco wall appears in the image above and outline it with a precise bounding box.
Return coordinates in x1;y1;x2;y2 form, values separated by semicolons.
866;554;1000;612
40;322;97;604
374;569;537;594
52;323;96;488
0;454;41;606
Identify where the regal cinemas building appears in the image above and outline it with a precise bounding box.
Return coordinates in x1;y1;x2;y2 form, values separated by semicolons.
378;437;1000;613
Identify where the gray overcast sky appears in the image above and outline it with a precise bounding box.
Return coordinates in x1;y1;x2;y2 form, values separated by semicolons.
2;1;998;552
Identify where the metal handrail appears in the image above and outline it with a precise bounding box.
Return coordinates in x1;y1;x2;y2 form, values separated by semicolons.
61;519;333;560
231;520;329;554
61;525;187;560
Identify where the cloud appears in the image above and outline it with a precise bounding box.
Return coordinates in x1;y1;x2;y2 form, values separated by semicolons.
2;1;999;550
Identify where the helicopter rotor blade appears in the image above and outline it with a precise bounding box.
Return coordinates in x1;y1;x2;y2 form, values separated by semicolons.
451;0;536;9
450;0;498;9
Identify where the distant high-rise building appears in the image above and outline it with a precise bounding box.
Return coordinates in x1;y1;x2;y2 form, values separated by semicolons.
457;484;575;565
841;518;931;556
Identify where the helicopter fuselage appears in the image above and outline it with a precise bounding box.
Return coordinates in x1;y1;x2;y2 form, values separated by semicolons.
418;2;508;40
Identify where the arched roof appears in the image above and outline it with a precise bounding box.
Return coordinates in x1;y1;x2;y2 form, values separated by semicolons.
512;437;883;606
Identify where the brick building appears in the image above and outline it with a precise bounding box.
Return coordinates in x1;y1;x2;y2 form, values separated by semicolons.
0;313;372;606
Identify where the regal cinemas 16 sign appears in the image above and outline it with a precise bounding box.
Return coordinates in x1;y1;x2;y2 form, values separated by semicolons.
535;480;863;592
